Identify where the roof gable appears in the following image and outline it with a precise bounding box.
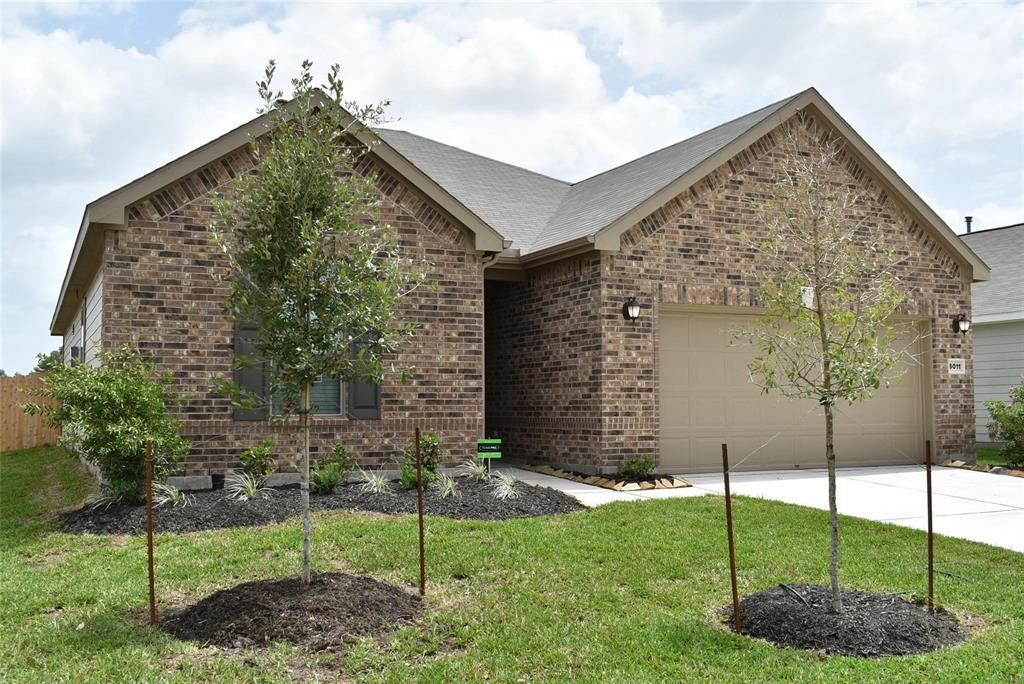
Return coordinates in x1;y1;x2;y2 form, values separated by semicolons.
533;95;799;254
379;89;987;283
51;96;507;334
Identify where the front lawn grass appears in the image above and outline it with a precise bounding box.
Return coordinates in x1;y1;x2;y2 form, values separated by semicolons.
976;445;1012;467
2;446;1022;682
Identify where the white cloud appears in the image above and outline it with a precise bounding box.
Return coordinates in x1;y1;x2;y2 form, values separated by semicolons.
1;1;1021;372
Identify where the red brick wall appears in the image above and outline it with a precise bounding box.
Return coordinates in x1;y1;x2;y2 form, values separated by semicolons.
597;114;974;468
103;147;485;476
484;255;603;467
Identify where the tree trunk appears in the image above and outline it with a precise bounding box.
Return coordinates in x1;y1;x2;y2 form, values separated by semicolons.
300;380;312;584
813;271;841;613
824;402;841;612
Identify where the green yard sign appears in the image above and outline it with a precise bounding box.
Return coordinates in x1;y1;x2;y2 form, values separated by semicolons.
477;438;502;459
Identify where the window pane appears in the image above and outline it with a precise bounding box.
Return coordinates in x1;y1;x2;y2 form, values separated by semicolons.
311;376;341;415
272;376;341;415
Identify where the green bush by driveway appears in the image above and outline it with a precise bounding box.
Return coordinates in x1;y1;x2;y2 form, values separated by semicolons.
2;446;1022;682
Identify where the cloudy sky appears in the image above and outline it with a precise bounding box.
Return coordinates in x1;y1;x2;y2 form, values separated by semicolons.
1;1;1022;373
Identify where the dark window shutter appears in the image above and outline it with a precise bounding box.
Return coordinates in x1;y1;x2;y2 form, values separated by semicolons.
233;321;267;421
347;379;380;419
346;339;381;419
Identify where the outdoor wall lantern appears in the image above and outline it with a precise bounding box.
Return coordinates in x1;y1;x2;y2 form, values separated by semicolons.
622;296;641;323
952;314;971;335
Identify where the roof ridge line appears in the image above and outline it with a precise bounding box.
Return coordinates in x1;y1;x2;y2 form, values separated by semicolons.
375;127;572;187
564;90;807;189
960;222;1024;236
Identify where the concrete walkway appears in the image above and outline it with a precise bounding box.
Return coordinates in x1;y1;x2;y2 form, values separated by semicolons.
508;465;1024;553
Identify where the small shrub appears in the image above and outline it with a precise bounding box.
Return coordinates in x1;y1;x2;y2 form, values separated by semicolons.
399;430;445;489
240;439;277;478
621;458;656;481
327;444;356;481
226;471;273;501
433;473;459;499
489;471;520;500
358;468;391;495
402;430;445;472
23;345;189;504
153;482;194;508
399;462;436;490
987;380;1024;467
457;457;489;481
310;444;356;495
311;461;343;495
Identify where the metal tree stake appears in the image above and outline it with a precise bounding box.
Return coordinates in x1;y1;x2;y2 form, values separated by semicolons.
722;443;741;633
926;439;934;613
145;441;157;626
415;427;426;596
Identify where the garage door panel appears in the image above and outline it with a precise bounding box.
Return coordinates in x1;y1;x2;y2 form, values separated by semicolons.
691;356;726;386
691;317;732;347
660;312;925;473
726;397;763;426
691;397;726;428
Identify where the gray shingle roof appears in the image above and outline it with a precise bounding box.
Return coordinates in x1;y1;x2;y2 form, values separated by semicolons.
375;129;570;249
961;224;1024;318
377;92;802;255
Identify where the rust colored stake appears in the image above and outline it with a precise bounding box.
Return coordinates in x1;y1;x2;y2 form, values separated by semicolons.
415;427;426;596
146;441;157;626
722;443;741;634
926;439;934;613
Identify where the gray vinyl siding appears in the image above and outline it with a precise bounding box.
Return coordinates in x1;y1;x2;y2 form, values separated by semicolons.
62;269;103;366
974;321;1024;443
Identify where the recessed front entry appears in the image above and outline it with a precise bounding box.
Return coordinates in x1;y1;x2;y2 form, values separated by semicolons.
658;311;927;473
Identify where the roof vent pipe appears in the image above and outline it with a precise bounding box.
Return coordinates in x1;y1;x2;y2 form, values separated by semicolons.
965;216;973;233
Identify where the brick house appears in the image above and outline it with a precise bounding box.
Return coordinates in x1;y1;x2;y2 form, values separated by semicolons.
51;88;989;481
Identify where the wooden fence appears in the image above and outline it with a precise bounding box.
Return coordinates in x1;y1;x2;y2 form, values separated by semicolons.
0;375;59;452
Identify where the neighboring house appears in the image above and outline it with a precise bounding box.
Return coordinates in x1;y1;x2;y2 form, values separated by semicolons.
51;88;990;480
961;223;1024;445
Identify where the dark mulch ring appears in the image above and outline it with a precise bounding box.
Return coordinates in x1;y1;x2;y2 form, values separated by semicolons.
724;584;966;657
60;476;584;535
161;572;420;651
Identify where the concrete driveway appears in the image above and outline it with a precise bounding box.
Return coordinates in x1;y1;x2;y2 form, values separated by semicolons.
512;465;1024;553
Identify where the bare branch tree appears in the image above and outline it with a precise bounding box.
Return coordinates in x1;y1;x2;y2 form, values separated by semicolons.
733;116;919;612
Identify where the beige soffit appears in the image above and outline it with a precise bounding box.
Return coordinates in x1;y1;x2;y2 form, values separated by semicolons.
50;94;507;335
590;88;991;283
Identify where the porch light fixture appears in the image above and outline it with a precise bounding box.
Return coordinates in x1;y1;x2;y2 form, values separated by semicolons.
952;314;971;334
622;296;641;323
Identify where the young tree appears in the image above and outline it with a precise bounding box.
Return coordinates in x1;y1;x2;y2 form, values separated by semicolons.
212;60;423;583
734;117;914;612
33;349;63;374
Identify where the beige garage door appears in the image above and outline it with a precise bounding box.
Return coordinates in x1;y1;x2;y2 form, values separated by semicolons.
659;311;926;473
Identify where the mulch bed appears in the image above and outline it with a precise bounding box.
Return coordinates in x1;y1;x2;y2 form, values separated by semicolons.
725;584;965;657
60;477;584;535
161;572;419;651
